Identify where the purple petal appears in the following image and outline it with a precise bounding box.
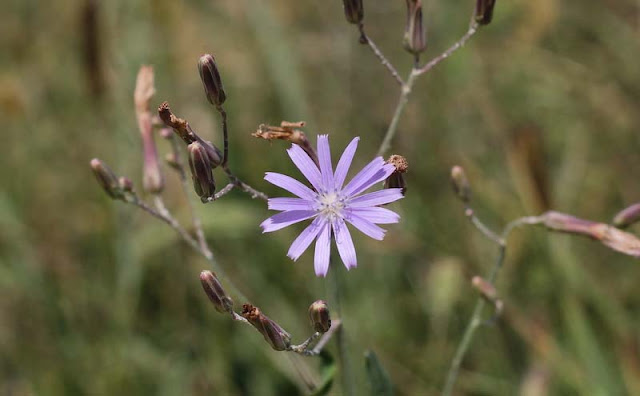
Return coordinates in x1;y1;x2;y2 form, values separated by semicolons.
341;157;386;197
288;144;322;191
261;210;317;233
314;221;332;277
317;135;334;191
348;189;404;208
333;219;357;269
345;212;386;240
287;217;325;261
265;172;317;201
348;163;396;197
349;207;400;224
268;197;316;211
333;137;359;190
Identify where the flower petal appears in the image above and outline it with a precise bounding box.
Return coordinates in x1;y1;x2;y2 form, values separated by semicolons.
341;157;385;197
345;212;386;240
287;217;325;261
265;172;317;201
348;163;396;197
314;221;332;277
333;137;359;190
287;144;322;191
261;210;317;233
348;189;404;208
333;219;357;269
268;197;316;211
349;207;400;224
317;135;334;191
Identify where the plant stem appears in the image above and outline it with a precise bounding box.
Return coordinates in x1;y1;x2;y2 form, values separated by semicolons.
358;23;404;86
330;258;355;396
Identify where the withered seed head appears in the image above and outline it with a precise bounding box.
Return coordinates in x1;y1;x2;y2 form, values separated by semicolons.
475;0;496;26
342;0;364;24
187;142;216;202
384;155;408;195
450;165;471;203
242;304;291;351
308;300;331;333
198;54;226;108
403;0;427;55
200;271;233;314
90;158;123;200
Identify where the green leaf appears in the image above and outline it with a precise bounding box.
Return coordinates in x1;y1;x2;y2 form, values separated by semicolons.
365;350;394;396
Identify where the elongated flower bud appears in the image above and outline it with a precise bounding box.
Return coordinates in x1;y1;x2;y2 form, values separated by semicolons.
187;141;216;202
90;158;123;199
308;300;331;333
403;0;426;55
342;0;363;24
450;165;471;203
134;65;164;194
198;54;226;107
612;203;640;229
384;155;408;195
475;0;496;25
200;271;233;314
242;304;291;351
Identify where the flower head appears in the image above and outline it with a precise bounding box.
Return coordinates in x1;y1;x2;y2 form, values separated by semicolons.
261;135;403;277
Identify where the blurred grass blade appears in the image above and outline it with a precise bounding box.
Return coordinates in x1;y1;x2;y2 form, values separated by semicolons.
365;350;394;396
311;351;335;396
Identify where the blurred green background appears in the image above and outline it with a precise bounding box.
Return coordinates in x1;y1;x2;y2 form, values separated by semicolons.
2;0;640;394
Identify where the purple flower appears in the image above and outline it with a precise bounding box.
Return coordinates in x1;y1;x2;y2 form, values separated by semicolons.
261;135;403;277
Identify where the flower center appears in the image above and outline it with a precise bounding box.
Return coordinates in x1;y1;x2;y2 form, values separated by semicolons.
317;191;346;219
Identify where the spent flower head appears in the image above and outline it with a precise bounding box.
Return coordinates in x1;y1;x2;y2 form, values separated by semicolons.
261;135;403;277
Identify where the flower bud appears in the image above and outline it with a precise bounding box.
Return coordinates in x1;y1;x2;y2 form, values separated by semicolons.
342;0;363;24
118;176;134;193
403;0;426;55
200;270;233;314
475;0;496;25
450;165;471;203
308;300;331;333
90;158;123;199
187;142;216;202
384;155;408;195
198;54;226;107
612;203;640;229
202;140;223;168
471;276;503;316
242;304;291;351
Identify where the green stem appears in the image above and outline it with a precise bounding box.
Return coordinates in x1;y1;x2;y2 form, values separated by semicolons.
330;257;355;396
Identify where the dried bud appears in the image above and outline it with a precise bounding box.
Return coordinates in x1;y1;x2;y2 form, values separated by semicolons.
200;271;233;314
198;54;226;107
384;155;408;195
612;203;640;229
252;122;319;166
450;165;471;203
188;142;216;202
342;0;363;24
90;158;123;199
403;0;426;55
475;0;496;25
242;304;291;351
118;176;134;193
308;300;331;333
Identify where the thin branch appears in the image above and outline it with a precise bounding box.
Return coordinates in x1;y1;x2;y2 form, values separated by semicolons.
441;214;543;396
358;23;404;86
415;20;479;77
